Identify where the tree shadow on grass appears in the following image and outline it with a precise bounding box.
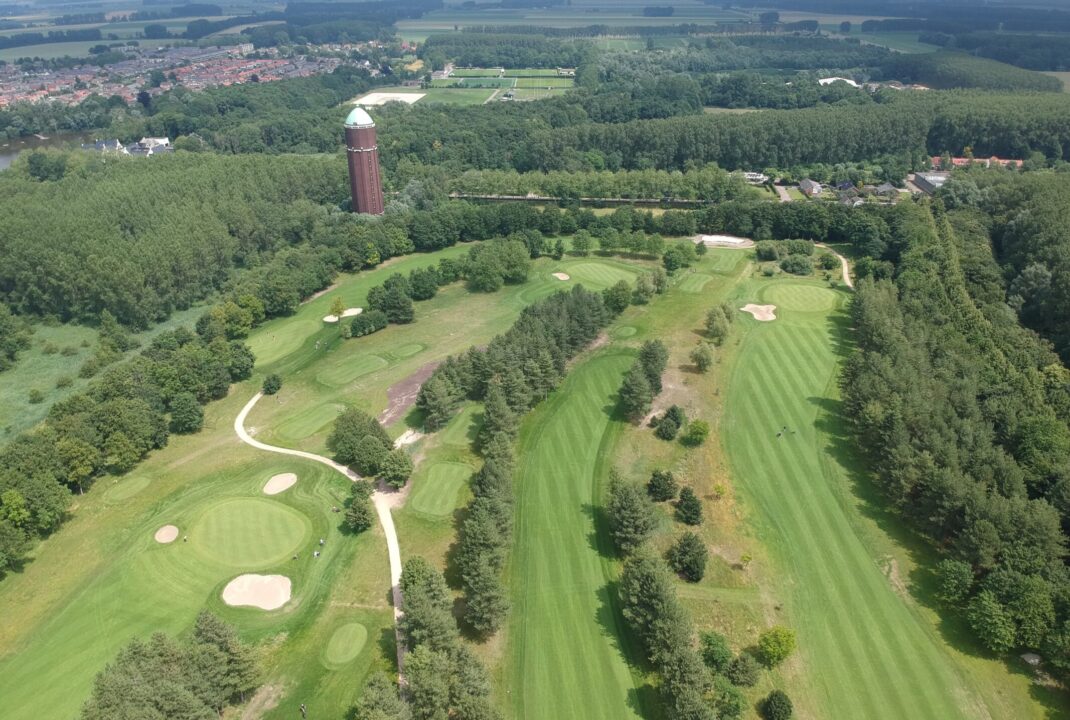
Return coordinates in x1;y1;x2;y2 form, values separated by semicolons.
376;626;397;670
582;502;618;560
596;578;665;720
812;312;1070;718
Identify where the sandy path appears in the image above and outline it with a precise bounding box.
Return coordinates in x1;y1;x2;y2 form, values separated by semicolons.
235;392;406;675
774;185;792;203
815;243;854;289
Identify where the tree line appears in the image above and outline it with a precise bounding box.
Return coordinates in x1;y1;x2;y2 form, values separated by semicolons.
420;32;593;69
879;51;1063;92
919;32;1070;72
80;612;258;720
841;200;1070;676
416;286;614;633
353;556;499;720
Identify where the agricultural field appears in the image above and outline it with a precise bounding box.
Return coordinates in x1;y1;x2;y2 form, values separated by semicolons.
1044;71;1070;91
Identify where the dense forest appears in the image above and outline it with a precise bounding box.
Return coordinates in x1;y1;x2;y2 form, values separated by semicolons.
880;51;1063;92
920;32;1070;71
841;199;1070;676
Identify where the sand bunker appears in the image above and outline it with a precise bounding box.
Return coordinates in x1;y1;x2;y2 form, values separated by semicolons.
323;307;363;323
741;304;777;321
552;272;570;281
263;473;297;495
694;234;755;248
353;92;424;106
154;525;179;543
222;574;292;610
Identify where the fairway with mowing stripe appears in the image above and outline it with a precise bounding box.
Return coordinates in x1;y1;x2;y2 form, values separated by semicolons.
409;461;475;517
723;279;976;719
506;351;648;720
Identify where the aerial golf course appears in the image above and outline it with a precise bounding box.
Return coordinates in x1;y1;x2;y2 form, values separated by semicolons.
0;243;1053;719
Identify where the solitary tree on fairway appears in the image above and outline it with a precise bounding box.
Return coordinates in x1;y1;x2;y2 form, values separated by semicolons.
706;306;730;345
725;652;761;687
677;486;703;525
379;449;414;488
330;296;345;318
262;373;282;395
691;344;714;372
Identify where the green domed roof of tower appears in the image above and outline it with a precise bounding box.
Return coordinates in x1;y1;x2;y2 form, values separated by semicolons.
344;107;375;128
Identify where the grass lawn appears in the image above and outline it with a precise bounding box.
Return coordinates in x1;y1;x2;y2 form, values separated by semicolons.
514;76;574;88
0;304;206;444
505;350;653;720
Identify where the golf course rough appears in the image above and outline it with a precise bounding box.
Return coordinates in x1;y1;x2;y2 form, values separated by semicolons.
724;280;977;719
507;351;644;720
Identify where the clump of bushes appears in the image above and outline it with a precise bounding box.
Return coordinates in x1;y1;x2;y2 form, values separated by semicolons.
779;254;813;276
349;309;388;337
654;405;687;440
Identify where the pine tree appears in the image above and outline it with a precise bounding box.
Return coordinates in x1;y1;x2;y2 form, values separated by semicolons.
478;381;518;448
619;362;653;422
638;340;668;393
669;531;709;582
607;471;656;555
648;469;678;501
417;374;460;431
676;487;703;526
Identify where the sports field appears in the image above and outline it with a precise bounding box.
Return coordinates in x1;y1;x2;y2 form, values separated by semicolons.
0;245;658;720
505;351;649;720
719;275;1049;718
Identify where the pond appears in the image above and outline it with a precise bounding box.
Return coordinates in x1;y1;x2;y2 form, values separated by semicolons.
0;132;95;171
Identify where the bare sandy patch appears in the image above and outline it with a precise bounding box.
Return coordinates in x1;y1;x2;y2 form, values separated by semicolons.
394;429;425;448
353;92;424;106
323;308;362;323
154;524;179;543
222;574;292;611
741;304;777;321
378;360;442;426
694;234;755;248
552;272;570;281
263;473;297;495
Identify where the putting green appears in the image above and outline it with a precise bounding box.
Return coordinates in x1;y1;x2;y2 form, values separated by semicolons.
190;498;309;568
566;261;638;289
410;461;474;517
391;343;425;359
678;272;713;293
761;283;838;312
612;325;636;339
323;622;368;667
316;354;390;387
104;475;151;502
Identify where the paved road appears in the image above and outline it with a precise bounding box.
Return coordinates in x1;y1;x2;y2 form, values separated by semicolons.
235;392;407;675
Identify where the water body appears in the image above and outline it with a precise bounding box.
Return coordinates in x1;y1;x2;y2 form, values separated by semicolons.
0;132;95;171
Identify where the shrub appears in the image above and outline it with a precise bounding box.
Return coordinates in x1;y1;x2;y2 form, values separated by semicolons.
655;414;681;440
262;374;282;395
713;674;747;719
350;309;389;337
647;469;678;502
681;420;710;446
701;631;734;672
676;487;703;525
819;253;840;270
779;254;813;276
345;480;375;533
27;389;44;404
668;531;708;582
761;690;793;720
725;653;761;687
783;239;813;256
757;626;797;667
936;558;974;605
755;240;781;261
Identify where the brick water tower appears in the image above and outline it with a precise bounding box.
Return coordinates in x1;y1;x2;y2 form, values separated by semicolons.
344;107;385;215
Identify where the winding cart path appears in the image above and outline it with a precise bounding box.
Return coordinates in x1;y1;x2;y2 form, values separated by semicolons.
235;392;407;675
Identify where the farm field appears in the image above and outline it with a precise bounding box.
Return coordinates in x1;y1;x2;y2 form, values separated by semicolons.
0;38;178;61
